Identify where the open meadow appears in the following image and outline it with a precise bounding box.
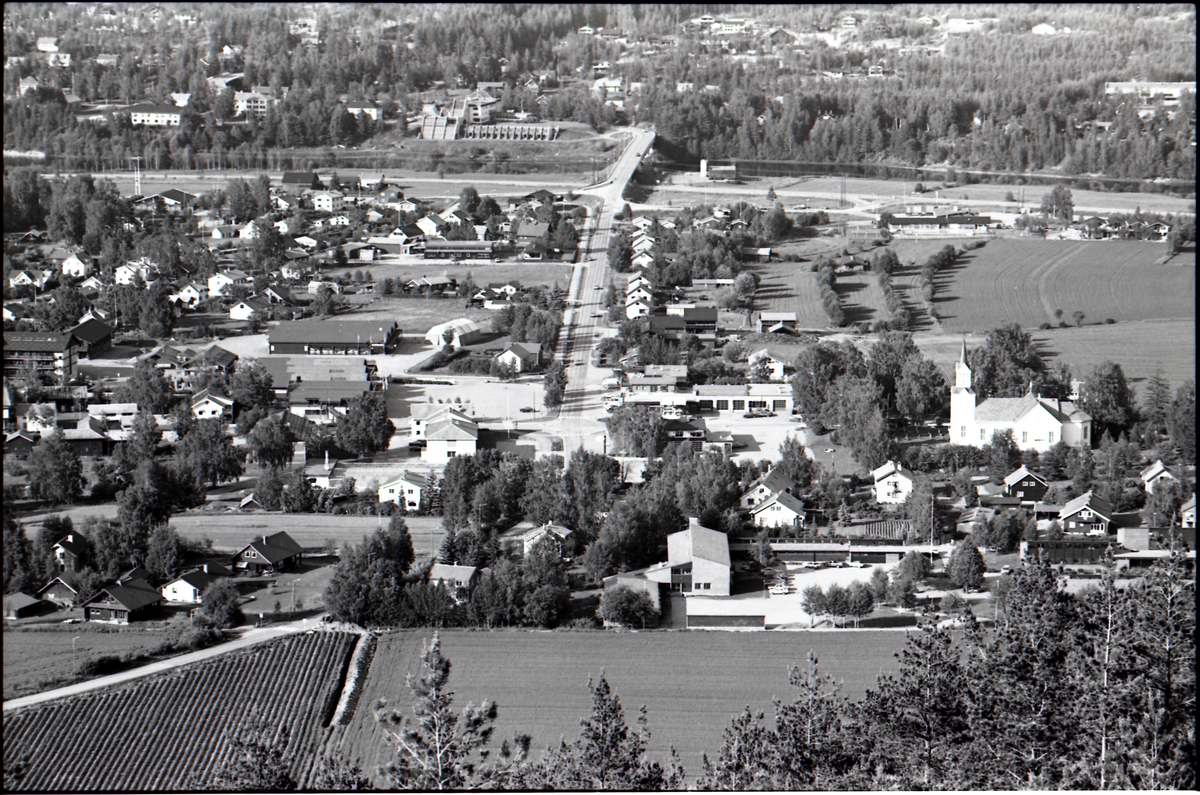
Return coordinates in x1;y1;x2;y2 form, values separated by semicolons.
323;629;904;784
329;262;574;292
925;238;1193;332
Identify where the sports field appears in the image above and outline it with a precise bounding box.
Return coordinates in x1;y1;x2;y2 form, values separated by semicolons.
323;629;904;784
924;238;1193;332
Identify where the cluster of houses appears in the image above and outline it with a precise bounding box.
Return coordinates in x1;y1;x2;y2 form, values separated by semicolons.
5;530;303;624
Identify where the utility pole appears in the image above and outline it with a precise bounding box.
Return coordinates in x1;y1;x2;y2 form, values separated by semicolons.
128;156;143;196
72;635;81;677
291;579;296;613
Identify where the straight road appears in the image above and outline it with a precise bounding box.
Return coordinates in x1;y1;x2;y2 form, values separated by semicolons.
543;128;656;454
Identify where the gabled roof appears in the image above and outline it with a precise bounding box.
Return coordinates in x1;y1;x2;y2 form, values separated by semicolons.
750;490;808;518
381;470;434;490
168;568;223;592
4;592;44;613
37;572;80;596
425;415;479;441
1059;490;1113;522
1139;459;1177;483
872;460;914;483
742;466;793;498
1181;494;1196;513
669;525;730;567
236;531;302;565
53;534;91;558
502;341;541;358
1003;465;1047;488
87;580;163;612
429;564;478;583
191;388;234;408
203;346;238;368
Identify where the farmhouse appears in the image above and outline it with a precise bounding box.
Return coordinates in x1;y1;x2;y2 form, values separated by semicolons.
231;532;303;574
269;320;402;355
750;490;811;529
642;524;731;596
950;342;1091;451
747;348;788;380
1180;494;1196;528
52;533;92;573
741;466;795;509
495;342;543;373
1139;460;1179;494
83;578;164;623
428;564;479;599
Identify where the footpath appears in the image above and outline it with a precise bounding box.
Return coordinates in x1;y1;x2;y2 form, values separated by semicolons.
3;617;331;712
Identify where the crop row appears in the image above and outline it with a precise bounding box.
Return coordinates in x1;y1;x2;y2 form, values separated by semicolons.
4;631;356;791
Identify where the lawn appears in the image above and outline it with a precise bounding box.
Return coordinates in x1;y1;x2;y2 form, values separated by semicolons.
743;263;832;328
327;262;574;292
2;625;172;700
327;629;906;784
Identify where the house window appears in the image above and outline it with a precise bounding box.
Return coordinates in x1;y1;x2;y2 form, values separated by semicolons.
981;428;986;440
716;400;729;410
960;426;966;438
1048;431;1055;444
447;452;456;458
732;400;745;411
1022;431;1028;444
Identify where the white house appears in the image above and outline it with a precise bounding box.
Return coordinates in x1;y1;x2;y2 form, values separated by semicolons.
61;254;94;278
873;460;915;504
747;348;788;381
238;221;262;240
495;342;542;373
740;466;795;509
115;260;153;285
169;282;207;308
161;565;227;603
1139;460;1178;494
522;522;575;558
632;251;656;270
378;471;433;510
409;405;473;441
229;297;270;321
1181;494;1196;528
950;341;1091;451
208;270;250;297
750;490;809;529
313;191;346;213
626;300;652;319
424;412;479;464
191;389;234;420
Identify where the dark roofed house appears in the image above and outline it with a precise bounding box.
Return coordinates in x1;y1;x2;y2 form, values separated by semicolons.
83;578;164;623
69;318;115;358
4;592;48;620
282;172;322;190
53;533;91;573
232;531;303;574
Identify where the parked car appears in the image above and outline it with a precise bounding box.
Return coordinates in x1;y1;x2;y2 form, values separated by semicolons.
769;582;790;595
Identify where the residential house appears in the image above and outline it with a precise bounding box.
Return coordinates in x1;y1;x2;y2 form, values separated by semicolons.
313;191;346;214
750;490;811;529
424;411;479;464
741;466;795;509
409;405;473;441
757;312;798;333
378;471;434;510
191;388;234;420
643;524;731;595
83;578;164;622
1140;460;1179;494
68;319;114;358
1003;466;1049;503
416;215;449;237
169;282;207;309
52;533;92;573
632;251;656;270
231;531;303;574
61;253;94;278
495;342;543;373
626;299;652;319
127;103;183;127
873;460;915;504
208;270;251;298
37;573;81;606
522;522;576;558
4;592;48;620
115;260;153;285
260;285;295;306
161;564;230;603
229;296;270;321
1059;491;1114;535
1180;494;1196;528
427;564;479;600
747;348;788;380
238;221;262;240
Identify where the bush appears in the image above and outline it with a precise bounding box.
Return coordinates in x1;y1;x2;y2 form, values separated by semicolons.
1104;318;1116;324
1038;322;1052;330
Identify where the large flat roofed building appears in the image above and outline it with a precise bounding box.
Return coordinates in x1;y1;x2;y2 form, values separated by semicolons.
126;103;183;126
423;240;499;259
268;320;401;355
4;332;78;384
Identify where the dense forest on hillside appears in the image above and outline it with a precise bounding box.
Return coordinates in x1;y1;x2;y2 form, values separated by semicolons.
2;3;1195;181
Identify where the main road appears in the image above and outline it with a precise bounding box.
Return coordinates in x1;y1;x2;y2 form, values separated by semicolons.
539;127;656;455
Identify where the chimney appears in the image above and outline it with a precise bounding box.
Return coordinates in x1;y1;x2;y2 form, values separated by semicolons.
202;564;210;574
325;449;329;469
66;533;74;544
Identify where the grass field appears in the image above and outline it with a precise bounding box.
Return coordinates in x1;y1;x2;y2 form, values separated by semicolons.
924;238;1193;332
3;626;172;700
3;631;357;790
1033;319;1197;390
328;262;574;292
324;629;905;784
745;264;831;328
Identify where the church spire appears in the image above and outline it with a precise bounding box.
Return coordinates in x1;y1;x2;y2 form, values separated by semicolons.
954;336;973;390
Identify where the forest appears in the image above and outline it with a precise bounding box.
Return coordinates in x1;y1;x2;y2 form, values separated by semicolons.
2;4;1194;181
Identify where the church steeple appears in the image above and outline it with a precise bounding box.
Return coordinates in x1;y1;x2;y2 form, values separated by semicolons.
954;336;973;391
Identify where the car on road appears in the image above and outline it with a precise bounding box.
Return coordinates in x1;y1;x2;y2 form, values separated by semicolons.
769;582;790;595
742;410;776;418
519;406;535;413
824;448;835;453
1000;565;1013;575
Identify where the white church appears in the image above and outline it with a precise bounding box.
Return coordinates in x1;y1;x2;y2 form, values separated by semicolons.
950;343;1091;452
